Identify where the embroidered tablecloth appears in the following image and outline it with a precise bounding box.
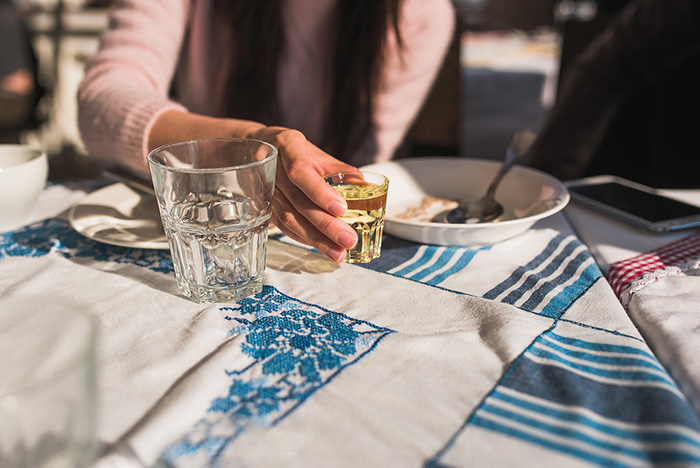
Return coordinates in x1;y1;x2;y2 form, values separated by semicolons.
1;181;700;468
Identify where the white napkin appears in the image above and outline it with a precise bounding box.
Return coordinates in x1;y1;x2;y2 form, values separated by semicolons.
607;232;700;416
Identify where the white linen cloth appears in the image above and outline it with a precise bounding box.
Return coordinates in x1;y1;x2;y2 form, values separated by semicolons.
606;233;700;418
2;181;700;468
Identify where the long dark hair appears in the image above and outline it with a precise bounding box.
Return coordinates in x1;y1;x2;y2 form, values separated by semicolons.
212;0;403;161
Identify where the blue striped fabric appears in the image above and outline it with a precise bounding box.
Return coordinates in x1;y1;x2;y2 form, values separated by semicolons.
435;328;700;467
365;233;602;319
361;235;490;287
483;234;603;317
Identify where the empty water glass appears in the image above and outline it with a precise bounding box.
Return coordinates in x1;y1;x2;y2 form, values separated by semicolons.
148;138;278;303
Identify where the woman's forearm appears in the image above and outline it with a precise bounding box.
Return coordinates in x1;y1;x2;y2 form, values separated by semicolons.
147;109;267;153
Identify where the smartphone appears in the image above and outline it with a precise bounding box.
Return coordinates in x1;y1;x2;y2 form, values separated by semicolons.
565;175;700;232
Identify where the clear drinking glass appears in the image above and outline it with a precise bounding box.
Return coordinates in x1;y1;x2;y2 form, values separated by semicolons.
148;138;278;303
0;303;97;468
324;170;389;263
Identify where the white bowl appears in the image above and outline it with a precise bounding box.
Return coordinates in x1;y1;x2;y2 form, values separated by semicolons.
361;158;569;246
0;145;49;232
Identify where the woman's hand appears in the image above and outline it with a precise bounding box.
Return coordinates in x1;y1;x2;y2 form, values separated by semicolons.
148;110;358;262
251;126;359;263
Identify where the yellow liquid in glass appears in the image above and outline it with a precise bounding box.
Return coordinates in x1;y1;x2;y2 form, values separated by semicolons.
333;183;388;263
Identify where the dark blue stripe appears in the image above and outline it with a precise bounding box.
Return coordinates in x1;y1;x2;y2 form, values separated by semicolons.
392;246;439;277
539;336;666;373
483;233;569;300
547;332;652;357
472;415;636;468
528;345;678;388
492;389;700;448
430;328;700;467
426;247;485;285
410;248;456;281
477;404;700;465
502;353;700;427
540;263;603;317
501;238;579;305
359;235;423;272
520;249;591;311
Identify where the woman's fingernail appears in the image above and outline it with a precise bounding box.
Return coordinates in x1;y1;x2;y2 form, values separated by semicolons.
328;248;346;263
338;230;357;249
328;200;347;217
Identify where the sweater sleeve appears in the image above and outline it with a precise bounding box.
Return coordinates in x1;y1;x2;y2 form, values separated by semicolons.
350;0;455;166
77;0;191;176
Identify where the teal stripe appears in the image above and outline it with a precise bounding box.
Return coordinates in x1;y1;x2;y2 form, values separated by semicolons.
477;404;700;465
472;415;636;468
540;263;602;317
539;337;666;373
410;248;456;281
426;248;482;285
492;389;700;448
392;246;439;277
528;346;678;389
547;332;657;358
503;238;580;305
483;233;569;300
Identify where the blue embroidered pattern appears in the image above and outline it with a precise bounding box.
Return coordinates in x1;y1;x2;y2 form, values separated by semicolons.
0;218;173;273
161;286;394;466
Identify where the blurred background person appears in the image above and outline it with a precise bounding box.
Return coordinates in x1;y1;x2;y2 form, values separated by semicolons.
527;0;700;188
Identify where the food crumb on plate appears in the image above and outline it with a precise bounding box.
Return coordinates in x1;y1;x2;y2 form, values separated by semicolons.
394;195;458;222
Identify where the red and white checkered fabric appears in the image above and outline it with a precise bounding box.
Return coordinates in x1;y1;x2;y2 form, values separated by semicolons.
607;232;700;298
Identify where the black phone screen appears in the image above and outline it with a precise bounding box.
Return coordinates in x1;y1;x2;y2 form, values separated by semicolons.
568;182;700;223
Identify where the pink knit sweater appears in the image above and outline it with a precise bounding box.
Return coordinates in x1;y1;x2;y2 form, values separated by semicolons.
78;0;455;175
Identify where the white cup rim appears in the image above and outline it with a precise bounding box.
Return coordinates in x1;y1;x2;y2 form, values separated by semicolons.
0;145;47;170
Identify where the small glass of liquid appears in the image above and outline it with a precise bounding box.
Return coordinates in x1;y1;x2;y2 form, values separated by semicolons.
324;171;389;264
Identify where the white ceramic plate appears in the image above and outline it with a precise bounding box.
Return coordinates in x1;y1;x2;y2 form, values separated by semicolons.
361;158;570;246
69;182;169;249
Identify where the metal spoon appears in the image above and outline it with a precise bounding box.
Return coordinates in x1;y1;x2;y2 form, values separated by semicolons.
433;130;538;224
